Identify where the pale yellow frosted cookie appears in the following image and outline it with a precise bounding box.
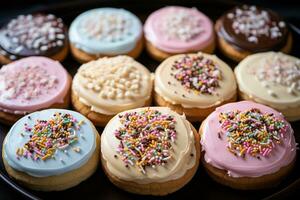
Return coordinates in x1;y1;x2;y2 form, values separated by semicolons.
71;55;153;126
154;52;237;121
235;52;300;121
101;107;200;195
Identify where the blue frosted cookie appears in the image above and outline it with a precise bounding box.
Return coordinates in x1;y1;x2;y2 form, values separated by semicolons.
69;8;143;63
2;109;100;191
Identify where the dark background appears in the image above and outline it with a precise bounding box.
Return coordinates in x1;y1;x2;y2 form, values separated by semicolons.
0;0;300;22
0;0;299;199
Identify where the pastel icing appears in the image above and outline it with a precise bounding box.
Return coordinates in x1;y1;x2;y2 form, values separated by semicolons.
144;6;214;53
155;53;236;108
69;8;142;55
201;101;296;177
0;57;70;114
234;52;300;120
3;109;97;177
72;56;153;115
101;107;197;183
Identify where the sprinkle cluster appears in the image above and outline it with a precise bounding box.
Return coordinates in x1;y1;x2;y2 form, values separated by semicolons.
219;108;287;158
227;5;285;43
171;54;221;95
256;55;300;96
114;108;177;174
80;56;144;100
80;12;134;42
16;113;84;161
162;9;204;41
0;65;58;101
0;14;65;59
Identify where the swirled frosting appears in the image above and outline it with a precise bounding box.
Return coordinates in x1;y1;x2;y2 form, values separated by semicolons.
3;109;97;177
144;6;214;53
201;101;296;177
101;107;197;184
0;57;70;115
235;52;300;118
69;8;142;55
72;56;153;115
155;53;236;108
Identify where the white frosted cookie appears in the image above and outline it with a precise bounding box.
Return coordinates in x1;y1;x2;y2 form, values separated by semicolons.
154;52;237;121
235;52;300;121
101;107;200;195
71;55;153;126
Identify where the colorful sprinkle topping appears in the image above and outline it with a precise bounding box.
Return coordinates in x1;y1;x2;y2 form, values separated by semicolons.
114;108;177;174
219;108;287;158
16;113;84;161
172;54;221;95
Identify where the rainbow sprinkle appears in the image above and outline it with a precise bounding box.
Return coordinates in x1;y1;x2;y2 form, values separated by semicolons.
171;54;221;95
16;113;83;161
219;108;287;158
114;108;177;174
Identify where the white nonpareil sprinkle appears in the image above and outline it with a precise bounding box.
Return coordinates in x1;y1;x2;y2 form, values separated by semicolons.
2;14;65;54
256;54;300;96
79;56;147;100
161;9;204;42
0;65;59;101
228;5;285;43
80;12;133;42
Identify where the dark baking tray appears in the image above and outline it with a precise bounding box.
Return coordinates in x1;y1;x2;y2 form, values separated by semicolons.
0;0;300;199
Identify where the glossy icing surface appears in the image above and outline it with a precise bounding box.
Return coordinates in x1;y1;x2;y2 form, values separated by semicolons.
155;53;236;108
144;6;214;53
72;56;153;115
101;107;197;183
235;52;300;110
201;101;296;177
69;8;142;55
217;5;289;52
0;14;67;60
0;57;70;114
3;109;97;177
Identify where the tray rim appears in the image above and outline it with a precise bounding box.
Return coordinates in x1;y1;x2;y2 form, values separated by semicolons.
0;1;300;199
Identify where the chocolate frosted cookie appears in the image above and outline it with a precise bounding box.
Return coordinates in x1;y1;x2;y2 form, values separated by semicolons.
0;14;69;64
215;5;292;61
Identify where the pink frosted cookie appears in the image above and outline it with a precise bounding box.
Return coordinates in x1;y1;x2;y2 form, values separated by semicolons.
0;56;71;124
200;101;296;189
144;6;215;61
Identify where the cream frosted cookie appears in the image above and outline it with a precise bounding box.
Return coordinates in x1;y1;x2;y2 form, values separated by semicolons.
2;109;100;191
71;55;153;126
0;56;71;125
154;52;237;121
101;107;200;195
69;8;143;63
200;101;296;189
235;52;300;121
